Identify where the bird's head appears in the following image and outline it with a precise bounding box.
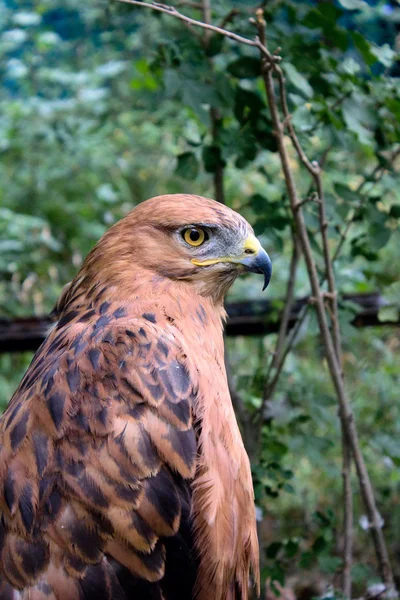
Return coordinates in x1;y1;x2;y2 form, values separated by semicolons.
80;194;272;304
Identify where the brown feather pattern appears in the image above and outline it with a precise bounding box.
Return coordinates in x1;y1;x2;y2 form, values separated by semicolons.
0;195;260;599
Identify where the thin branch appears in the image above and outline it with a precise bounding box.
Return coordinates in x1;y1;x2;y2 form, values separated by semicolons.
341;427;353;598
254;8;396;593
258;235;300;423
311;104;352;598
272;238;301;369
276;66;319;178
210;107;225;204
200;0;211;44
198;0;225;205
115;0;272;55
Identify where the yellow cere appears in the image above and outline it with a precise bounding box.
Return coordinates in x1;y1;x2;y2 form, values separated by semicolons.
242;234;261;255
191;234;261;267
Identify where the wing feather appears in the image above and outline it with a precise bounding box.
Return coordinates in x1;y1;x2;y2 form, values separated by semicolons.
0;309;198;598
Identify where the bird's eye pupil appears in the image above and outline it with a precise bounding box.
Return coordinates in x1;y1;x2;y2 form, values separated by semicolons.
182;227;206;246
190;229;200;241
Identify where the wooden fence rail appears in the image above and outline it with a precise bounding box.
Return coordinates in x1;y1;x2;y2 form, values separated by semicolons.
0;292;398;354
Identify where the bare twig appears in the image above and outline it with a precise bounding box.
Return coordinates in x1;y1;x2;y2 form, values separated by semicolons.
115;0;272;55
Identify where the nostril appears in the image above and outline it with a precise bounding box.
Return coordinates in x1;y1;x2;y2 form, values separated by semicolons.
244;249;255;255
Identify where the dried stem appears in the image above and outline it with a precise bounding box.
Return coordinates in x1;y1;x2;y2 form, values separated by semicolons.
341;427;353;597
199;0;225;205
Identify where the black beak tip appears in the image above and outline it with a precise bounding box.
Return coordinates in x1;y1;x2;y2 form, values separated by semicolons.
262;263;272;291
244;249;272;291
258;251;272;292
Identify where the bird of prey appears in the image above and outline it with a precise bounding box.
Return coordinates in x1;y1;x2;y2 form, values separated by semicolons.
0;194;271;600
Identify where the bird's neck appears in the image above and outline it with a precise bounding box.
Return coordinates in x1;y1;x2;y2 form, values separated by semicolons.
176;297;259;600
61;261;233;315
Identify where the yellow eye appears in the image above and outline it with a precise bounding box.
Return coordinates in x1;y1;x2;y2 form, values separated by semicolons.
183;227;207;247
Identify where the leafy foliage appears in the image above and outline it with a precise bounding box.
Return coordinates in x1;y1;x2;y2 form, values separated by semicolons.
1;0;400;594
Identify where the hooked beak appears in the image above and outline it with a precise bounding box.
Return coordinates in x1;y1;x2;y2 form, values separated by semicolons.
191;233;272;291
239;234;272;291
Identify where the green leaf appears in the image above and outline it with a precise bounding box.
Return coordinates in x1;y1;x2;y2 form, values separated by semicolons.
342;96;376;145
163;69;181;97
227;57;260;79
265;541;282;559
338;0;368;9
283;63;313;99
249;194;267;214
202;145;225;173
267;440;288;459
389;205;400;219
313;535;327;554
0;240;24;252
314;510;335;527
175;152;199;180
292;105;314;131
333;183;359;204
378;306;399;323
299;551;314;569
182;80;214;117
318;555;342;574
284;540;299;558
234;88;264;124
371;44;396;68
368;222;391;250
351;31;376;66
282;483;295;494
205;34;224;57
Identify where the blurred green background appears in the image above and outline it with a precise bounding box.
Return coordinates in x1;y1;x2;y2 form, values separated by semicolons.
1;0;400;595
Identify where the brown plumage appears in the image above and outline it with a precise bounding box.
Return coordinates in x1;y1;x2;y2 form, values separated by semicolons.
0;194;272;600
